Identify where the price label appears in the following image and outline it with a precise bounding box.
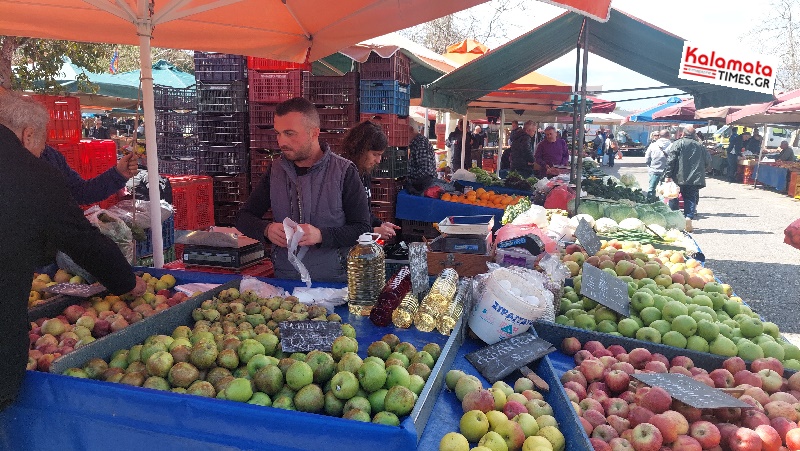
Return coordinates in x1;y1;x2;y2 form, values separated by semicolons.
580;263;630;316
575;218;602;256
279;320;342;353
466;333;555;384
633;373;752;409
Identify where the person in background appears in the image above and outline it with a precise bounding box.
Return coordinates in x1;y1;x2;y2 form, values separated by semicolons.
776;140;796;161
469;124;485;168
508;120;519;145
407;124;437;194
596;128;607;165
645;129;672;201
605;135;618;168
534;125;569;177
447;119;465;170
665;125;711;233
0;91;145;411
696;130;705;141
509;120;536;177
236;97;371;282
87;117;110;139
503;121;526;171
752;128;763;146
339;120;399;241
726;126;741;182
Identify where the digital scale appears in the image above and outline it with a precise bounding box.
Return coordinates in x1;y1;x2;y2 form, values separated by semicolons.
177;227;266;271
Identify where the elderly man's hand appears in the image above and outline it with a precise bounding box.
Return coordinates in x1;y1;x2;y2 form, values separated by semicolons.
116;152;139;178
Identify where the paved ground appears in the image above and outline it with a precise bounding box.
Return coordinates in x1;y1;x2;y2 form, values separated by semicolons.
596;155;800;343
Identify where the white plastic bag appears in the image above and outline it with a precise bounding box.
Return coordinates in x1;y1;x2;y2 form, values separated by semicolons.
283;218;312;288
657;180;680;199
451;168;477;182
510;204;548;227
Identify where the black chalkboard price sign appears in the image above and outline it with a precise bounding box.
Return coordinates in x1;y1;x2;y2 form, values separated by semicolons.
279;321;342;353
580;263;631;317
633;373;752;409
574;218;602;256
465;333;555;384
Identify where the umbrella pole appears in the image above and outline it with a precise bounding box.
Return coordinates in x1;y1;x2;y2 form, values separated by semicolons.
461;113;468;170
498;109;505;176
138;14;164;268
753;124;767;189
574;18;590;212
570;36;581;184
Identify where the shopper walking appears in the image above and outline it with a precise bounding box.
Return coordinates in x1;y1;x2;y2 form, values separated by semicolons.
665;125;711;232
726;126;741;182
644;129;672;201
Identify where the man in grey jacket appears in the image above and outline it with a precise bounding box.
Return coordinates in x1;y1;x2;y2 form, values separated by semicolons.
236;98;371;282
665;125;711;233
644;129;672;201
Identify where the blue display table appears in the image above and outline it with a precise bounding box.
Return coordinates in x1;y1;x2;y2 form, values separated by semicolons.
395;190;505;232
755;164;789;192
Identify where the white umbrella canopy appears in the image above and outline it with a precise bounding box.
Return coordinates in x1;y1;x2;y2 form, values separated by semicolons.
0;0;487;267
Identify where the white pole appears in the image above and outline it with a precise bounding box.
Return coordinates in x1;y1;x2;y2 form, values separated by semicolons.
137;8;164;267
498;109;505;176
461;113;468;169
424;108;430;139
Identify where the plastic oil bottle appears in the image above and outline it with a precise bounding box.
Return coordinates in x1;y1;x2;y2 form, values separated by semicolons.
414;268;458;332
392;292;420;329
347;233;385;315
436;277;471;335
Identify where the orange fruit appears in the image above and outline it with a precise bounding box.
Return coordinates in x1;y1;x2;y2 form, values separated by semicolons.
441;193;451;201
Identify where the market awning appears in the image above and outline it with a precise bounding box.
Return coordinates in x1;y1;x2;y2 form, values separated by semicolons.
694;105;742;121
421;8;772;115
626;97;686;123
651;98;696;121
727;89;800;126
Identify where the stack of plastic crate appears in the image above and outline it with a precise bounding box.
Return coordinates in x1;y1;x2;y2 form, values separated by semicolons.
155;85;199;175
195;51;250;226
302;71;359;155
359;52;411;147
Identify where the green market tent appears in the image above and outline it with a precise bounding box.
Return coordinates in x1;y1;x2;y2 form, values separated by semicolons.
421;9;772;115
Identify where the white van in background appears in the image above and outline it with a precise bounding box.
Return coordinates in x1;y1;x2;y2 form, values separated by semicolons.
713;125;793;149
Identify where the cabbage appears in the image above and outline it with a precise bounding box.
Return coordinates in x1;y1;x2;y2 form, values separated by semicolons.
647;224;667;236
620;174;637;187
605;205;638;223
576;200;602;220
640;211;666;228
619;218;645;232
594;217;619;234
665;229;685;241
648;201;672;214
569;214;595;230
664;211;686;230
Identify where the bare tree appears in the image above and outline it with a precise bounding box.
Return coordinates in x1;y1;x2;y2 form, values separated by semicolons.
743;0;800;91
113;45;194;74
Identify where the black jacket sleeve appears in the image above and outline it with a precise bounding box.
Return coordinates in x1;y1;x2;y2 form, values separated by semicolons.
236;172;272;243
319;164;372;248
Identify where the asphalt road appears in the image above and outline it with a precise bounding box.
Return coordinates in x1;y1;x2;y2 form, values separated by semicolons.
596;155;800;343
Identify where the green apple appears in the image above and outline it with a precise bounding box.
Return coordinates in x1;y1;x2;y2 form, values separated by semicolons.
513;413;540;438
709;335;738;357
755;334;775;345
574;314;596;331
617;318;640;338
535;415;558;429
762;321;781;339
489;387;507;410
522;436;554;451
707;292;727;310
649;319;672;337
690;294;714;309
440;432;470;451
783;343;800;361
722;300;741;317
582;296;599;310
694;305;718;321
687;335;710;353
627;282;638;297
630;291;655;312
639;307;662;326
460;410;490;442
760;341;785;360
739;318;764;339
662;288;687;303
594;306;618;323
691;311;714;324
662;301;689;323
596;320;617;334
703;281;724;293
662;330;688;348
554;315;570;325
486;410;509;432
671;315;697;337
696;319;720;342
479;430;509;451
537;426;565;451
784;359;800;371
635;327;661;343
736;339;764;361
717;322;733;339
564;309;585;320
652;294;669;310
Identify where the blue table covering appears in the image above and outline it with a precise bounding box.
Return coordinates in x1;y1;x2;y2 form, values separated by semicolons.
395;190;505;231
756;164;789;192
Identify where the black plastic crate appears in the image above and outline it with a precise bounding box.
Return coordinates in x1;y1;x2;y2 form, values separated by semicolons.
371;146;408;178
399;219;439;240
197;113;248;144
318;104;358;131
250;149;275;183
158;157;199;175
302;72;359;105
360;52;411;85
319;131;345;155
212;174;250;203
370;177;402;203
154;84;197;110
194;52;247;82
197;81;248;114
199;143;248;175
250;103;277;126
359;80;410;116
249;124;278;150
214;202;242;226
156;111;197;135
371;201;395;224
156;134;201;158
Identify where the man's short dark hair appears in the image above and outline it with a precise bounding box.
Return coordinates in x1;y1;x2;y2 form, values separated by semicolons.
275;97;320;128
742;131;751;136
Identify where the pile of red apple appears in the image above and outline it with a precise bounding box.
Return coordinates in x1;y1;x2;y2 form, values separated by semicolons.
560;337;800;451
28;273;187;372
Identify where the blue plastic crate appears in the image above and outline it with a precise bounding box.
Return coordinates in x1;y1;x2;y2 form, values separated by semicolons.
135;216;176;257
359;80;410;116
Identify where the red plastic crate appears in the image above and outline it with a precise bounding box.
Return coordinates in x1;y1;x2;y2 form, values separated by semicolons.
247;56;311;72
250;103;277;126
54;143;82;174
30;95;82;145
359;51;410;85
167;175;215;230
370;178;402;203
249;70;304;104
360;113;410;147
319;132;345;155
250;124;279;150
78;139;117;179
250;149;275;183
371;202;395;224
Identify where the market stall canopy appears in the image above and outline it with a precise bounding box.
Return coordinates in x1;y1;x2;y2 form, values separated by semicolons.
726;89;800;126
542;0;612;22
584;112;625;125
421;8;772;115
694;105;742;121
111;59;195;89
0;0;488;63
588;96;616;113
651;98;697;121
625;97;686;123
442;39;490;65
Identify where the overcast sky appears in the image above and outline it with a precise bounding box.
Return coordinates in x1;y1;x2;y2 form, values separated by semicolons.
471;0;773;112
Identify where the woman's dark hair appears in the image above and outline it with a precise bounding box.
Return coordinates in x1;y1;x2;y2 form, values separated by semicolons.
340;120;388;173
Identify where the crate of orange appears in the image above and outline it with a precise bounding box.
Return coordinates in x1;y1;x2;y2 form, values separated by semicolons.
439;187;522;210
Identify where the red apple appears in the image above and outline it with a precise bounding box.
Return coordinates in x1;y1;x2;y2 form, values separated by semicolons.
604;398;630;418
693;374;715;388
734;370;763;389
62;305;86;323
594;349;615;358
564;388;580;404
590;389;611;406
689;420;721;449
755;425;782;451
580;416;595;435
670;355;694;369
788;373;800;392
738;395;764;412
752;357;784;377
743;386;771;406
629;348;653;369
650;413;680;444
770;417;797;445
580;397;605;414
36;354;55;372
689;367;708;377
709;369;735;389
605;370;631;394
728;427;762;451
741;409;771;430
591;437;613;451
582;358;607;383
462;389;495;413
764;401;798;422
589;381;610;396
644;361;668;373
583;408;608;428
609;437;634;451
631;423;663;451
621;429;634;444
670;435;701;451
612;362;636;375
576;349;595;365
562;337;582;355
717;423;739;445
784;427;800;450
599;356;619;369
565;381;588;400
619;390;636;404
640;387;672;414
562;369;589;388
593;424;620;442
617;353;631;364
608;345;626;357
607;415;631;435
585;341;608;355
651;354;669;367
628;406;655;427
714;407;743;423
668;366;692;377
723;357;747;376
503;400;528;420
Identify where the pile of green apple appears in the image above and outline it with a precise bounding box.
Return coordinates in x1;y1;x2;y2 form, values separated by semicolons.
556;247;800;369
62;287;442;425
438;369;566;451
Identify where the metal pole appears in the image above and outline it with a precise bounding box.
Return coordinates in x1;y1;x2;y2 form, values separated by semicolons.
570;36;582;183
574;18;590;213
498;109;505;176
753;124;767;188
424;108;430;138
461;113;468;169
